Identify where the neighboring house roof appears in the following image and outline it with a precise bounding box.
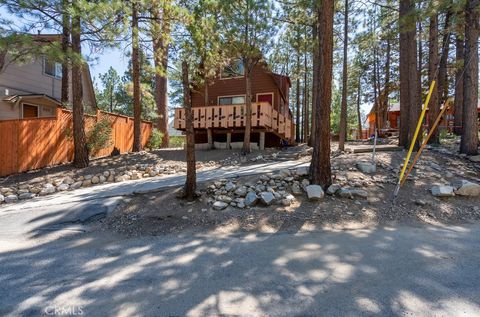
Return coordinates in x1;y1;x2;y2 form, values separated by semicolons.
3;94;61;107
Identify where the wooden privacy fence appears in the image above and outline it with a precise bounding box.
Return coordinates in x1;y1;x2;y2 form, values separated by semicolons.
0;108;152;177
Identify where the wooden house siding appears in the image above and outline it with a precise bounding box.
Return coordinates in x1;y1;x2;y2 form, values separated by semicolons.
191;63;289;117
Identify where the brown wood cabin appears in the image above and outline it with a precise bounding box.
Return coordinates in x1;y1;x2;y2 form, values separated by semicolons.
173;60;295;150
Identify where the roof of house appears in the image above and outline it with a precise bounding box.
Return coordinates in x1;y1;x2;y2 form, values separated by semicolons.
3;94;61;106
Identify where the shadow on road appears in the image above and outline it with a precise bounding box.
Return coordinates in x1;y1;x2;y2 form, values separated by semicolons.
1;222;479;316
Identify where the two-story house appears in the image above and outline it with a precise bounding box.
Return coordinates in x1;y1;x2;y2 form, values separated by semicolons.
0;34;97;121
173;60;295;149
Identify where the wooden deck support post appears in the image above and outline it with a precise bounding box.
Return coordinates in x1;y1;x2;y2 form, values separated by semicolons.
207;128;213;149
259;131;265;150
226;132;231;149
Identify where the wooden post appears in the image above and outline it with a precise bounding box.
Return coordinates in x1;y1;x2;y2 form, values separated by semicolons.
207;128;213;149
226;132;231;149
259;131;265;150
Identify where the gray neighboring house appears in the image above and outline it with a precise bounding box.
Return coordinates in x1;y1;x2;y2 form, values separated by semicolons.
0;34;97;121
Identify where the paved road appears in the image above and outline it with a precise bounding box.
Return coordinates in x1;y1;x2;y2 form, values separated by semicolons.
0;160;308;240
0;223;479;316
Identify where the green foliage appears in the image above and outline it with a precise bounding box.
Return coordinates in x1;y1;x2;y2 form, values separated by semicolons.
87;118;112;155
148;128;165;149
169;136;185;148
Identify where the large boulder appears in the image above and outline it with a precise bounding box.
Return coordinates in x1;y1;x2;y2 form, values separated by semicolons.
245;192;258;206
259;192;275;205
453;180;480;196
306;185;324;200
356;161;376;174
430;185;455;197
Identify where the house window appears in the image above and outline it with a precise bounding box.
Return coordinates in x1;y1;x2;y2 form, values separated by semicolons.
44;59;62;78
218;95;245;105
221;60;244;79
22;103;39;118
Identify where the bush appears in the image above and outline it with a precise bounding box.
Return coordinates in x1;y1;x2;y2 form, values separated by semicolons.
148;128;165;149
169;135;185;148
87;118;112;155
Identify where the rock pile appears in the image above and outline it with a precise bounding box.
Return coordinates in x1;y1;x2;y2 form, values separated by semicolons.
206;167;372;210
430;180;480;197
0;163;185;204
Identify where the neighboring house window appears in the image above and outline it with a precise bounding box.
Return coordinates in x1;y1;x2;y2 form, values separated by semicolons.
218;95;245;105
22;103;39;118
221;60;244;79
44;59;62;78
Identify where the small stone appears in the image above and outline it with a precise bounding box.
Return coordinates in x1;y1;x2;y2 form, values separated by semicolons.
57;184;70;191
237;201;245;209
278;169;291;178
296;166;309;176
326;184;341;195
259;192;275;205
301;179;310;188
4;194;18;203
0;194;3;203
71;181;83;189
468;155;480;162
17;189;29;195
217;195;232;203
225;182;236;191
234;186;247;197
91;176;100;184
306;185;324;200
39;183;56;195
63;177;75;185
213;201;228;210
82;179;92;187
84;174;93;180
245;192;258;206
99;175;107;183
103;170;110;177
19;192;35;200
430;185;455;197
415;199;427;206
291;184;303;195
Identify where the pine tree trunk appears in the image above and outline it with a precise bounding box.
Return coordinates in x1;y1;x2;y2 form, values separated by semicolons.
295;53;301;143
182;61;196;200
71;12;88;168
61;0;70;105
453;34;464;135
460;0;479;155
132;2;142;152
338;0;349;151
310;0;333;188
399;0;411;147
427;14;440;144
151;3;170;148
242;60;252;154
303;48;309;143
309;22;318;147
437;10;452;102
356;75;362;139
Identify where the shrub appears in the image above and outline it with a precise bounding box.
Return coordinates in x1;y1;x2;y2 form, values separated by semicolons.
87;118;112;155
169;136;185;148
148;128;165;149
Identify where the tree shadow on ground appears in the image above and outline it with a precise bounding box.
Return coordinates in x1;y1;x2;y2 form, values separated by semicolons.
1;217;479;316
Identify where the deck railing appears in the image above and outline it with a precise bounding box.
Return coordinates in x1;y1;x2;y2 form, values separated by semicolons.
174;102;293;139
